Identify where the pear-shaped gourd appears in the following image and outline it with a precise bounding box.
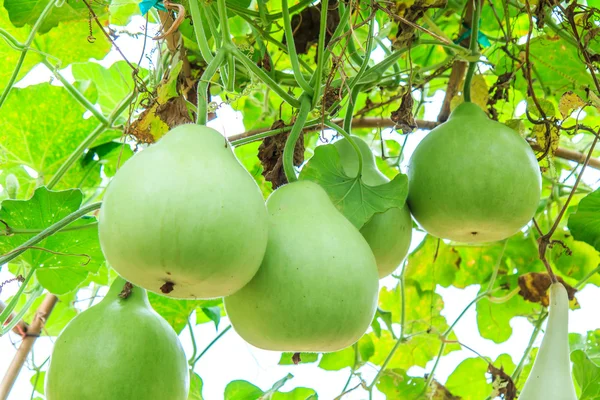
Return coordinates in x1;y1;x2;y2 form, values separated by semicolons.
224;180;379;352
46;277;189;400
334;136;412;278
519;283;577;400
407;102;541;243
98;124;269;299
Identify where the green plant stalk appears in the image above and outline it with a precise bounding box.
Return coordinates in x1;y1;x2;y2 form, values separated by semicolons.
343;86;361;133
0;0;55;110
196;50;226;125
348;7;376;88
317;2;352;71
0;222;98;237
346;29;368;66
511;312;548;383
231;47;300;108
41;58;109;126
46;89;138;190
0;268;37;326
0;29;23;50
205;5;222;50
575;264;600;289
216;0;236;92
374;37;401;86
463;0;481;103
324;120;363;177
310;0;329;108
281;0;313;95
189;0;214;63
1;285;43;335
187;319;199;366
192;325;232;365
232;10;313;73
283;95;312;182
368;261;408;390
0;202;102;268
226;0;312;21
424;240;507;390
256;0;269;28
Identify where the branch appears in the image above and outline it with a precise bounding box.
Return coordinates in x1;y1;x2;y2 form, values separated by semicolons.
231;118;600;170
0;294;58;400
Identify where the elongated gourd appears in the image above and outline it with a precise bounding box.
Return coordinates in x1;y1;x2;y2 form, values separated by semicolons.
333;136;412;278
519;283;577;400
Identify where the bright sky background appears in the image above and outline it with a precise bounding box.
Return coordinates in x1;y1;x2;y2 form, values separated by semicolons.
1;14;600;400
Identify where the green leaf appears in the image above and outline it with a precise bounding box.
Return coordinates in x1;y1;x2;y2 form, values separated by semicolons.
570;330;600;365
72;61;143;115
4;0;109;34
201;306;221;330
445;357;491;399
572;349;600;399
375;369;426;400
29;371;45;396
569;188;600;252
551;232;600;286
476;276;539;343
188;372;204;400
278;352;318;365
0;187;103;294
0;84;99;179
404;235;460;291
272;388;317;400
299;144;409;229
318;346;355;371
148;293;221;334
224;380;264;400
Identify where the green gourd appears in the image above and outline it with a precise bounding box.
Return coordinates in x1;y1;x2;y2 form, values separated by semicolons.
98;124;269;299
333;136;412;278
519;283;577;400
407;102;541;243
224;180;379;352
46;277;189;400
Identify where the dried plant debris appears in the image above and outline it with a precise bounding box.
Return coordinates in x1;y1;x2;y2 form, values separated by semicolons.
258;120;305;189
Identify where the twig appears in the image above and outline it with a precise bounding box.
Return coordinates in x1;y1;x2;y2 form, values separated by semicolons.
0;294;58;400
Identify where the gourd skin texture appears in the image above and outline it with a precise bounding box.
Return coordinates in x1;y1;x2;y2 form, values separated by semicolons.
519;283;577;400
98;124;269;299
407;102;541;243
334;136;412;278
224;181;379;352
46;278;189;400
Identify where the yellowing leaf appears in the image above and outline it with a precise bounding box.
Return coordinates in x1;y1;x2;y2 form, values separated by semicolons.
451;75;489;112
533;124;560;155
559;91;586;118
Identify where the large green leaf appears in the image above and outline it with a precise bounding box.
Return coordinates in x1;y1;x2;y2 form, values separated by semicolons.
299;144;408;229
404;235;460;291
572;349;600;399
188;372;204;400
0;187;103;294
569;188;600;252
148;292;221;334
0;84;99;179
4;0;109;33
72;61;142;115
375;369;426;400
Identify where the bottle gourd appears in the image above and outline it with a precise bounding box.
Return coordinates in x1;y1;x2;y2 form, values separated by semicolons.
46;278;189;400
333;136;412;278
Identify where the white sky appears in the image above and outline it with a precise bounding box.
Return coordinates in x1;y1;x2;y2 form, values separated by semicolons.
1;14;600;400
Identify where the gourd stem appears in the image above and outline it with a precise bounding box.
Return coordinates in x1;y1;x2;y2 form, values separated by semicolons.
324;120;363;179
196;50;226;125
283;95;312;183
189;0;214;63
463;0;481;103
281;0;314;95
